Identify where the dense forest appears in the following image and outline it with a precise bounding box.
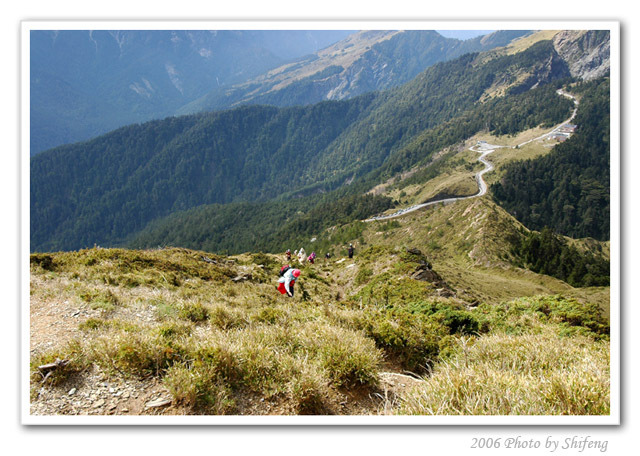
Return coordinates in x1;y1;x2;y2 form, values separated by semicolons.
512;227;609;287
373;80;574;183
492;77;610;241
129;192;392;255
32;40;578;253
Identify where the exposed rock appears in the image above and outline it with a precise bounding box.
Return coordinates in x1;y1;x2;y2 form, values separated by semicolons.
553;30;610;80
410;268;440;282
436;288;455;298
232;273;252;282
408;254;457;298
145;398;172;408
405;247;432;269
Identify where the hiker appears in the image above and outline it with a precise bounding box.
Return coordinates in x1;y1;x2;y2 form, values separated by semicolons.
325;252;331;261
348;243;355;259
308;252;316;264
298;247;306;264
277;265;301;297
285;249;292;261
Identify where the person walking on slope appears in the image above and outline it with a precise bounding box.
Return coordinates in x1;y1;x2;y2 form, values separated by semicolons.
285;249;292;261
348;243;355;259
308;252;316;264
298;247;306;264
277;265;301;297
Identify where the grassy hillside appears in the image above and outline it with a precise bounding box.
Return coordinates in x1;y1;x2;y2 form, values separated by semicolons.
30;196;610;416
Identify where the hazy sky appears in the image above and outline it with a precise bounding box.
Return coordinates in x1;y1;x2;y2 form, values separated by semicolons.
436;30;494;40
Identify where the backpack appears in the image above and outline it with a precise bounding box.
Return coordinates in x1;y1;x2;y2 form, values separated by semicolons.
279;265;291;277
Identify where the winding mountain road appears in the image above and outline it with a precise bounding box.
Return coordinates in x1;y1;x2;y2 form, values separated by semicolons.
364;143;502;222
364;90;578;222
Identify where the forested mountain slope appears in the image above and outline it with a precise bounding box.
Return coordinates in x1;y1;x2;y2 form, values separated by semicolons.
30;30;353;154
492;78;610;241
31;34;608;254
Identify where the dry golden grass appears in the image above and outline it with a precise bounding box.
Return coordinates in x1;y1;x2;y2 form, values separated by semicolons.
399;329;609;415
30;209;610;417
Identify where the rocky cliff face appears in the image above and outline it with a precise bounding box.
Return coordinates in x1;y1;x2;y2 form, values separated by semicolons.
553;30;610;80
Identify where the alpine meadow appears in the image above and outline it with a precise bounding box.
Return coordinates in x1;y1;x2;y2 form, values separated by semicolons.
28;27;614;420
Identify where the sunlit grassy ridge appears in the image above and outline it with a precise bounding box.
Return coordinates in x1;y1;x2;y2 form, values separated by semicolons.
399;329;609;415
30;234;610;415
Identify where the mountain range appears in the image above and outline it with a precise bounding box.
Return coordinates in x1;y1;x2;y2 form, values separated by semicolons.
31;29;530;155
30;29;354;154
177;30;532;114
30;29;610;256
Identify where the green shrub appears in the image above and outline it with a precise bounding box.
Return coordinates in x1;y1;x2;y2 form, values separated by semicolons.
289;368;331;414
355;266;373;285
254;306;286;325
380;220;401;231
432;309;480;335
30;253;56;271
362;310;447;373
78;318;109;331
179;302;210;323
163;363;235;413
407;301;482;335
208;305;247;329
157;323;192;339
477;295;609;339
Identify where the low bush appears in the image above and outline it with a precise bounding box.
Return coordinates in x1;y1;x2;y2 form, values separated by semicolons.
476;295;609;339
354;266;373;285
360;309;448;373
179;302;210;323
163;363;235;413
